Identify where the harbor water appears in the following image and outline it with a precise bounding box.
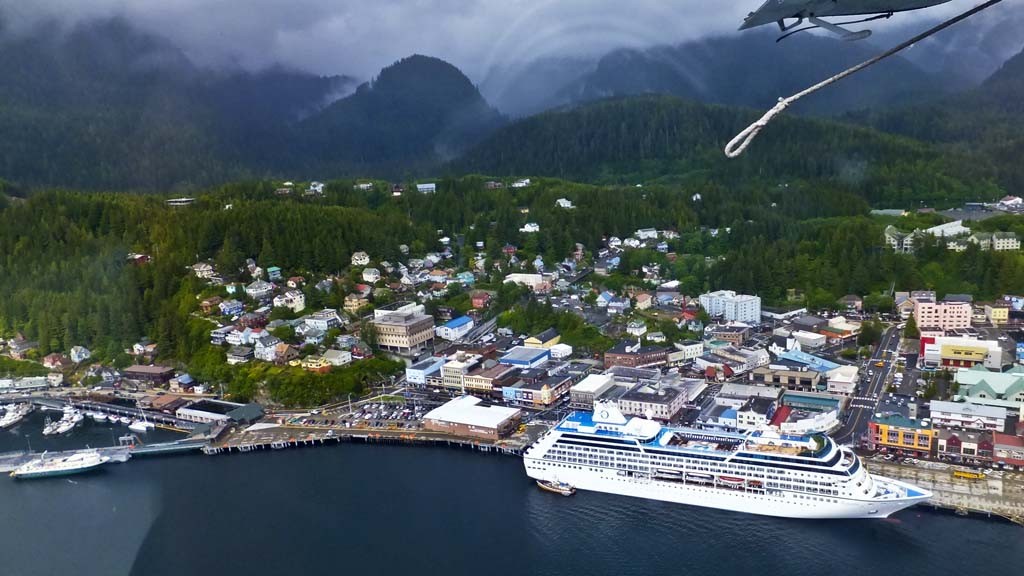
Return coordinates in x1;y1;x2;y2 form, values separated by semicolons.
1;411;1022;576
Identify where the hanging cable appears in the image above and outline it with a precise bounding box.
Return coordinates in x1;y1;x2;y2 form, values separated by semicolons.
724;0;1008;158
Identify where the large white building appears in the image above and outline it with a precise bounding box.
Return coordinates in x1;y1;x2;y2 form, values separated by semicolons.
699;290;761;324
929;401;1007;432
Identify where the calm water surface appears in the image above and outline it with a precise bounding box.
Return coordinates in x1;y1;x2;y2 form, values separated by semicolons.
1;411;1022;576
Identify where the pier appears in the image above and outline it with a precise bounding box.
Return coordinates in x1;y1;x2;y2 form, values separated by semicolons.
866;459;1024;525
198;421;534;457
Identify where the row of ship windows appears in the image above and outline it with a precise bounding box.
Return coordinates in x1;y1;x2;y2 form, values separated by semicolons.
532;463;845;504
547;449;844;486
545;454;849;491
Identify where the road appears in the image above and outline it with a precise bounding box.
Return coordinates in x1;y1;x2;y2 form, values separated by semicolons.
832;325;901;445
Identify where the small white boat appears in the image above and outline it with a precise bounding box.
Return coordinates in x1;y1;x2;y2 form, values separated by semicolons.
128;421;150;433
536;479;576;496
118;416;131;425
56;420;75;434
94;413;108;423
72;412;85;425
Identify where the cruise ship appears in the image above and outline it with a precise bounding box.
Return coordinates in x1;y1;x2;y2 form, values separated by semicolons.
10;451;110;480
523;402;931;519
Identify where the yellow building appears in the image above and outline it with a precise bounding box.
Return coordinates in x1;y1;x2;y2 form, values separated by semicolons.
868;414;936;457
984;304;1009;326
524;328;560;349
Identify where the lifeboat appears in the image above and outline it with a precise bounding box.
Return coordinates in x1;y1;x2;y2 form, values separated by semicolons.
718;476;745;486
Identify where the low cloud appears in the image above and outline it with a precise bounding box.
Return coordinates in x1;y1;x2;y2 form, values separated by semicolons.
1;0;1017;81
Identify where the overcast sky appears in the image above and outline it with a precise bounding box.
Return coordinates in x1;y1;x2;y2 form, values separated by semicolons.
0;0;1011;81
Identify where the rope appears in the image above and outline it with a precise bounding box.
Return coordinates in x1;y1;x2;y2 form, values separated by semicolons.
724;0;1007;158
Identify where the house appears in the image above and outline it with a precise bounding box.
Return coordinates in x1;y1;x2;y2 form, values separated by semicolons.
245;280;274;300
555;198;574;209
42;353;69;370
502;244;518;257
219;299;245;317
511;178;531;188
626;321;648;337
314;278;335;293
69;346;91;364
623;237;642;248
199;296;223;315
192;262;217;279
307;181;325;195
300;355;332;374
8;336;37;358
520;222;540;233
323;349;353;367
362;268;382;283
305;309;344;332
417;183;437;194
286;276;305;289
427;269;448;283
354;182;373;191
636;228;658;240
635;293;654;310
884;225;922;254
344;293;370;315
596;291;615;307
646;331;667;343
272;290;306;313
456;271;475;285
266;266;282;281
226;346;254;365
226;327;256;347
470;291;492;309
210;325;234;346
607;297;631;315
303;328;326;346
485;180;505;190
351;251;370;267
838;294;863;311
274;343;300;364
391;184;405;196
253;335;282;362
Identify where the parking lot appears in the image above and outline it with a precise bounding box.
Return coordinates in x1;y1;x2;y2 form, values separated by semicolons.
288;400;433;431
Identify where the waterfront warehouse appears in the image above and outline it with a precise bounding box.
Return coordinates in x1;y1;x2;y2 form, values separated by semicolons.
422;395;522;441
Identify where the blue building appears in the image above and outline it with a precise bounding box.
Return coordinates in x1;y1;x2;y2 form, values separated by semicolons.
435;316;475;341
499;346;551;369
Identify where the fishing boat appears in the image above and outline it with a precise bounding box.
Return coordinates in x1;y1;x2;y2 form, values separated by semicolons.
536;479;576;496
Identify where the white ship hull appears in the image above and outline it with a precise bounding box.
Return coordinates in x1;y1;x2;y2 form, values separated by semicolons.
525;459;926;519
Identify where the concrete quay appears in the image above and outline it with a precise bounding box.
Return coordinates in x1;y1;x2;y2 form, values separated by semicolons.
867;460;1024;525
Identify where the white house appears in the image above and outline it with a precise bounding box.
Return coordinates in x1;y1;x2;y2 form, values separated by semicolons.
636;228;658;240
362;268;381;283
626;321;648;337
323;349;353;367
254;335;282;362
555;198;574;209
245;280;274;300
70;346;92;364
305;309;344;332
417;183;437;194
351;251;370;266
272;290;306;313
511;178;531;188
520;222;540;233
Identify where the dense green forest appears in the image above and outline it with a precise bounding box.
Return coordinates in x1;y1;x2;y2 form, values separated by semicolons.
452;95;1002;208
852;47;1024;191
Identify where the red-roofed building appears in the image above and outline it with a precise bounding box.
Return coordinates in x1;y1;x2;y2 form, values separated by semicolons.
770;405;793;427
994;433;1024;468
